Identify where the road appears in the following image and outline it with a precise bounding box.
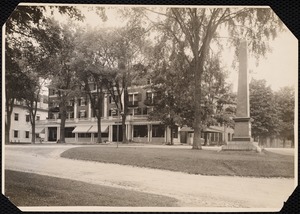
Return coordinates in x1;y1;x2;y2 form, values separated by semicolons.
4;145;296;211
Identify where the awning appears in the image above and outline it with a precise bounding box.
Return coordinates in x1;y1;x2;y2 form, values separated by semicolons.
35;127;45;133
87;125;109;133
72;125;92;133
179;126;194;132
203;127;224;133
179;126;224;133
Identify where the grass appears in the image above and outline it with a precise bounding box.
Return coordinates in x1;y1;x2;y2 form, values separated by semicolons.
61;147;294;178
5;170;179;207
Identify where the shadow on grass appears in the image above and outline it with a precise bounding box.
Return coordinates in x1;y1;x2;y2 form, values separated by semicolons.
5;170;179;207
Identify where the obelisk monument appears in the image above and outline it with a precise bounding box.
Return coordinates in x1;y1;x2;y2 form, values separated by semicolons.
222;40;260;151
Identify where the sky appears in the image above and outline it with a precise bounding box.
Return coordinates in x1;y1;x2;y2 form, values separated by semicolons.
51;5;298;93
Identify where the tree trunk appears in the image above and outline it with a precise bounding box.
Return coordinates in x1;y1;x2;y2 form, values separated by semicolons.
5;122;11;144
170;126;174;145
122;114;127;143
31;119;36;144
97;114;102;143
5;98;14;144
60;110;66;143
192;57;202;150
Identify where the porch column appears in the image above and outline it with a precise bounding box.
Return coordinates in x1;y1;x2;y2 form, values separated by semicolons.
74;98;77;119
57;126;60;141
75;133;78;142
126;124;130;141
147;124;151;142
88;100;92;118
44;127;48;142
104;95;108;118
108;125;113;142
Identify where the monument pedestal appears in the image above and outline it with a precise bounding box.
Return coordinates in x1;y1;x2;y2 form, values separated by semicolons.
222;117;261;152
222;141;261;152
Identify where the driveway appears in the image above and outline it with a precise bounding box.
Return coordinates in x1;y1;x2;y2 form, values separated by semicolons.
4;145;296;211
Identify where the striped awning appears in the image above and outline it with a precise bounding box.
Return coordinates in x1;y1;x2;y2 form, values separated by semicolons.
72;125;92;133
35;127;45;133
179;126;194;132
87;125;109;133
179;126;224;133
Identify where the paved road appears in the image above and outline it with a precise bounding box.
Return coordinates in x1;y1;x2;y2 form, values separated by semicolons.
4;145;296;211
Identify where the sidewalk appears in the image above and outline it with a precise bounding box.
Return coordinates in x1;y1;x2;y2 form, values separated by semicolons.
4;145;295;211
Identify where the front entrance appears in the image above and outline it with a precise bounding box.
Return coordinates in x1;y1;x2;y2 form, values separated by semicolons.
48;127;57;141
112;125;123;142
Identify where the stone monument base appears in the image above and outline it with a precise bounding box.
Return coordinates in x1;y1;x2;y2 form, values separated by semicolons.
221;141;261;152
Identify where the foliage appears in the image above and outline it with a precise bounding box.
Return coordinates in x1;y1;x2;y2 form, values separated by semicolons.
5;5;84;144
249;79;281;142
275;87;295;146
139;7;284;149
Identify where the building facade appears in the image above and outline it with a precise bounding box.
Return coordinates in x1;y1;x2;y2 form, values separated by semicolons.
38;82;178;144
37;81;233;145
8;96;48;143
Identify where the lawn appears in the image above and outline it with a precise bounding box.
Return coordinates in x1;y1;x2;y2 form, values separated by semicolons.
5;170;179;207
61;146;294;178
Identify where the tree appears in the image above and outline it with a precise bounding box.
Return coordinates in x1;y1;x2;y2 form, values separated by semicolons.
5;5;84;144
74;30;107;143
35;19;82;143
275;87;295;147
87;25;149;143
249;79;280;145
141;7;283;149
5;42;30;143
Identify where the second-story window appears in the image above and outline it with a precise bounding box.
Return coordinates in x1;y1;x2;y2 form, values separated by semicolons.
81;98;86;106
146;92;152;101
14;113;19;121
26;115;30;122
36;116;40;121
79;110;86;118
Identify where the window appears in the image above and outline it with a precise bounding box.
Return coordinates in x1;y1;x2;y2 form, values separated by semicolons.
133;125;148;137
147;78;152;84
146;92;152;101
26;115;30;122
79;110;86;118
25;131;29;138
36;116;40;121
134;108;142;115
152;125;165;137
78;133;91;138
81;98;86;106
142;107;148;115
14;130;18;138
128;93;140;107
65;127;75;138
172;127;178;138
14;113;19;121
109;108;118;116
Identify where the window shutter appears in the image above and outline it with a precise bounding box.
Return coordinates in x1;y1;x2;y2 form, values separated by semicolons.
138;93;142;101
